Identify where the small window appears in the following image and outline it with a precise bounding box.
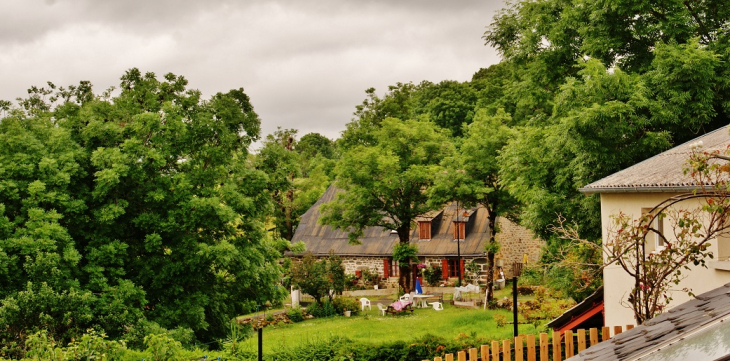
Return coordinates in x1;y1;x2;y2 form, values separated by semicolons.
718;233;730;261
389;259;399;277
641;208;665;252
448;259;459;277
453;221;466;240
418;221;431;240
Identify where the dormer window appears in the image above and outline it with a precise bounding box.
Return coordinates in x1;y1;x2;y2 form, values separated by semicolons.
418;221;431;240
453;220;466;240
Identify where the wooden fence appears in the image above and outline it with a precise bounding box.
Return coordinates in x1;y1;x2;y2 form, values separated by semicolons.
423;325;634;361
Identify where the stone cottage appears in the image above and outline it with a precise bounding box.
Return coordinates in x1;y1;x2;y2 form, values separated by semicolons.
289;185;543;288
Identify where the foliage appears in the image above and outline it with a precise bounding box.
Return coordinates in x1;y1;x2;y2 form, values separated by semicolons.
290;252;346;304
286;307;305;323
0;69;287;348
423;265;443;287
332;297;361;316
493;314;507;328
359;268;382;288
464;261;481;285
430;108;518;301
290;253;330;304
322;117;454;291
482;0;730;300
306;301;337;318
392;243;418;264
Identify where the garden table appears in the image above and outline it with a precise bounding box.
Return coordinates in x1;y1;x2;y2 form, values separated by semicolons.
412;294;433;308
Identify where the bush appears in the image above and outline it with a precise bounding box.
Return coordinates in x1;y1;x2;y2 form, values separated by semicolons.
286;307;305;323
332;297;360;316
423;265;443;287
307;301;337;318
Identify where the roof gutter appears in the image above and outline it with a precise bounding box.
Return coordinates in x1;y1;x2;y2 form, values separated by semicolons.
578;186;701;195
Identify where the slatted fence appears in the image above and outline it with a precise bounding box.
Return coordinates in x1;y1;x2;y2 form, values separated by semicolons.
423;325;634;361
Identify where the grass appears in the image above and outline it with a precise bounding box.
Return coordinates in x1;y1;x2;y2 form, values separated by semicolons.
241;300;544;355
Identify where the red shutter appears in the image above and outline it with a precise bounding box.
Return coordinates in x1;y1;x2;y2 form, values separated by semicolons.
442;259;449;279
460;259;465;278
384;259;390;278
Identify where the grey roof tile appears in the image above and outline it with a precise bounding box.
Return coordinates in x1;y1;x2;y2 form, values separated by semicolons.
580;125;730;193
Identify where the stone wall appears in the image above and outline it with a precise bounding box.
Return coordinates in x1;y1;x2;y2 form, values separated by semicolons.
494;217;544;278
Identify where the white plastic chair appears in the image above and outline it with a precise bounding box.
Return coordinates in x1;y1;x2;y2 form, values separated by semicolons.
377;303;388;316
360;297;371;311
430;302;443;311
399;294;411;302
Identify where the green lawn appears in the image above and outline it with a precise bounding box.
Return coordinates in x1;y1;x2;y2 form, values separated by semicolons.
241;300;542;355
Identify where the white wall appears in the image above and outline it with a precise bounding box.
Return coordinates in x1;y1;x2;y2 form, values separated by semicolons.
601;192;730;328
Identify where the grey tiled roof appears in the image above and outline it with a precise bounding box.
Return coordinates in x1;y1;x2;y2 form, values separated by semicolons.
580;125;730;193
568;282;730;360
289;184;491;257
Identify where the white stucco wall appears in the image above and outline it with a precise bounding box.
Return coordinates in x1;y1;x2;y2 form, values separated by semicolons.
601;192;730;328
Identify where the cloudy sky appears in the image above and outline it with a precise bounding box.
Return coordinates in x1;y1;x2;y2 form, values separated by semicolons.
0;0;505;148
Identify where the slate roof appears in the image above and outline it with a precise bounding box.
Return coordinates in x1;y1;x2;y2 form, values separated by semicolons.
289;184;490;257
580;125;730;194
568;282;730;360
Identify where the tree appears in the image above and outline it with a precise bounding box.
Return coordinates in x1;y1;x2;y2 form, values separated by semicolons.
290;252;345;304
255;128;301;240
430;108;518;301
0;69;286;348
321;118;454;292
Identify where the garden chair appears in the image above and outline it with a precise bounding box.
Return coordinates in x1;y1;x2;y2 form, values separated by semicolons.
377;303;388;316
360;297;371;311
430;302;443;311
399;293;411;302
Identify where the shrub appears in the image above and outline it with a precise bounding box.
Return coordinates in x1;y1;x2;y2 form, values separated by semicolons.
286;307;305;323
332;297;360;316
423;265;443;287
307;301;337;318
494;314;507;328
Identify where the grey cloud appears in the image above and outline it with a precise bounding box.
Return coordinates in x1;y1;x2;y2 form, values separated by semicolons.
1;0;505;146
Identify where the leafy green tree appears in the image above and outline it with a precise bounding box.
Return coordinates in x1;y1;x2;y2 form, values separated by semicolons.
322;118;454;292
0;69;286;348
256;128;301;240
430;108;517;301
290;252;345;304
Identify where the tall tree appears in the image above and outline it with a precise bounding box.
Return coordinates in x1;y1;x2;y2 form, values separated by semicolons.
256;128;300;240
430;109;518;301
321;118;454;292
0;69;286;347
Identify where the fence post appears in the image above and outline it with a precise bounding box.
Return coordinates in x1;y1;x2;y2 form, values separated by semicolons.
552;330;561;361
577;329;586;352
458;351;466;361
526;334;536;361
613;325;623;337
492;340;500;361
469;348;478;361
565;330;574;358
480;345;489;361
513;276;519;338
258;327;263;361
503;340;511;361
515;335;524;361
435;357;443;361
590;328;599;346
446;354;454;361
601;327;611;342
539;333;548;361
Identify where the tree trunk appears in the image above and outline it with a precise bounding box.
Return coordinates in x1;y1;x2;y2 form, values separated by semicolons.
486;211;498;303
397;227;412;293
